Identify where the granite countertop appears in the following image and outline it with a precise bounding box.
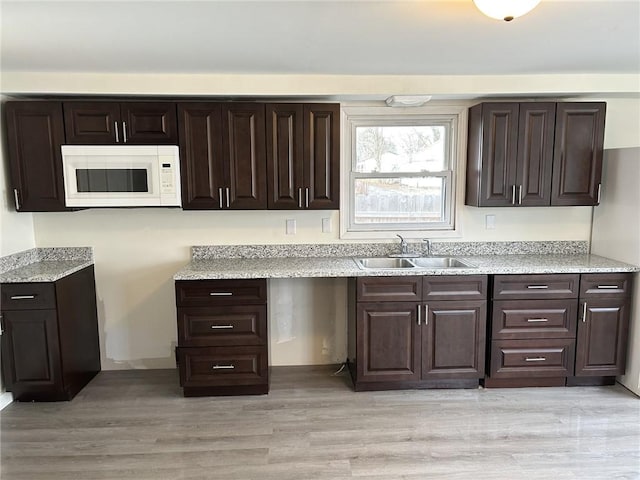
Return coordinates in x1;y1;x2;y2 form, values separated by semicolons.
0;248;94;283
173;253;639;280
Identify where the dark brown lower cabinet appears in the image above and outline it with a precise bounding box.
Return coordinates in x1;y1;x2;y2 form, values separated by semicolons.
348;276;487;391
0;266;101;401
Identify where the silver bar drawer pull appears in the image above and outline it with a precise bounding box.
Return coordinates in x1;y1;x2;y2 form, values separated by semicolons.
525;357;547;362
210;292;233;296
597;285;619;289
10;295;36;300
210;325;234;330
527;318;548;323
212;364;235;370
527;285;549;289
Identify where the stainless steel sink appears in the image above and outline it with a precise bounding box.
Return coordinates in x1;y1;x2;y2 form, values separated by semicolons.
354;257;417;269
410;257;475;268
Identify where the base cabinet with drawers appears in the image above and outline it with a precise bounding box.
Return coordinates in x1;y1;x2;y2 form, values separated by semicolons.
347;275;488;391
174;279;269;396
485;272;632;388
0;266;101;401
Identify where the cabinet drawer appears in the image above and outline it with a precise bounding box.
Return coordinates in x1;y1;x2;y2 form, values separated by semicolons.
1;283;56;310
177;346;268;388
492;274;579;300
356;276;422;302
175;279;267;307
491;299;577;339
423;275;487;301
177;305;267;347
490;339;575;378
580;273;633;298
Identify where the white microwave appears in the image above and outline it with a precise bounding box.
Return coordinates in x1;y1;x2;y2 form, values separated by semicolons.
61;145;182;207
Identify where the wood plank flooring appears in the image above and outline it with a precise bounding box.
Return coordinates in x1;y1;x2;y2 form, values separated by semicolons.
1;366;639;480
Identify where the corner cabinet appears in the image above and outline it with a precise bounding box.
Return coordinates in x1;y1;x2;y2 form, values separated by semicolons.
466;102;605;207
347;275;487;391
0;266;101;401
175;279;269;396
4;101;71;212
266;103;340;209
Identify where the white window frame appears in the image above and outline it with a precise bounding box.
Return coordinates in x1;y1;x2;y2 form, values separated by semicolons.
340;103;467;240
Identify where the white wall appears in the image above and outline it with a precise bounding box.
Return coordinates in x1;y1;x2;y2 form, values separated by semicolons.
3;73;638;369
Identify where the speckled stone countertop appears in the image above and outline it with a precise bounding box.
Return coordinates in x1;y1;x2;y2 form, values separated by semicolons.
0;248;94;283
174;242;639;280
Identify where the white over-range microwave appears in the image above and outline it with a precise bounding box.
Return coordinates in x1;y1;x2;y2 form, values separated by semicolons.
61;145;182;207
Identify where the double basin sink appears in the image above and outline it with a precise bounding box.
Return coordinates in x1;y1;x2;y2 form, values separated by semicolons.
354;256;475;270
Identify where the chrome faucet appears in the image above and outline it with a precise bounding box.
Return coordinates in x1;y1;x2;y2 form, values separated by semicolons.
423;238;432;257
396;234;409;255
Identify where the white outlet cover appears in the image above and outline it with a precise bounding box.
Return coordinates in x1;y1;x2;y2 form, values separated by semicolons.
286;219;296;235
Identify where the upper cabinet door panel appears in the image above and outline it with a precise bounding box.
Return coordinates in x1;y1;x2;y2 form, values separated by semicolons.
516;103;555;206
177;103;225;210
551;103;605;206
304;104;340;209
63;101;121;144
222;103;267;209
266;104;304;209
5;101;70;211
121;102;178;144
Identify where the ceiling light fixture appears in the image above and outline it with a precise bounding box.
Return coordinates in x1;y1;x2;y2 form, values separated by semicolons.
385;95;432;107
473;0;541;22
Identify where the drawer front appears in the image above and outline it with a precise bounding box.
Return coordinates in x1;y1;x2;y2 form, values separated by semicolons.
492;274;579;300
580;273;633;298
490;339;575;378
423;275;487;301
356;276;422;302
177;305;267;347
178;346;268;387
491;299;577;339
175;279;267;307
0;283;56;310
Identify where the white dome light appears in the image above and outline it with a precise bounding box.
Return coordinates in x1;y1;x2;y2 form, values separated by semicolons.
473;0;542;22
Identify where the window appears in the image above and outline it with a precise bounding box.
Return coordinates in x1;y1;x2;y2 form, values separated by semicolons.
341;105;466;239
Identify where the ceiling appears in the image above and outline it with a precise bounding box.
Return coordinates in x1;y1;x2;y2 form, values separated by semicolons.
1;0;639;76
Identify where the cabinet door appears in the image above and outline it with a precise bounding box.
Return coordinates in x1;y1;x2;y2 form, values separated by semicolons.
177;103;225;209
121;102;178;144
468;103;519;206
356;302;421;383
421;300;486;380
515;103;555;206
1;310;63;400
575;298;629;376
63;101;121;144
222;103;267;209
551;103;606;206
304;104;340;209
266;104;304;209
5;101;70;211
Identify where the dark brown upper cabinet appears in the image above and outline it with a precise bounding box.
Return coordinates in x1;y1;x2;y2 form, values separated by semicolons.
4;101;71;212
266;103;340;210
63;101;178;145
551;103;606;206
178;102;267;210
466;101;605;207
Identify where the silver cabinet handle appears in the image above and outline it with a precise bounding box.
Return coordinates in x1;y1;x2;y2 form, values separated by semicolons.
511;185;516;205
518;185;523;205
425;304;429;326
527;318;548;323
114;121;120;143
597;183;602;204
305;187;310;208
525;357;547;362
212;364;235;370
10;295;36;300
13;189;21;211
218;188;224;209
226;187;230;208
582;302;588;322
298;188;303;208
417;305;421;326
210;292;233;296
527;285;549;289
597;285;619;289
122;121;128;143
210;325;234;329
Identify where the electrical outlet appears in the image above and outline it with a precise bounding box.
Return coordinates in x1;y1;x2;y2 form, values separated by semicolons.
286;219;296;235
485;214;496;230
322;217;331;233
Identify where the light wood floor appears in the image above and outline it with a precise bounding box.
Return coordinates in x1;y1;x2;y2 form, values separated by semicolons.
1;367;639;480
